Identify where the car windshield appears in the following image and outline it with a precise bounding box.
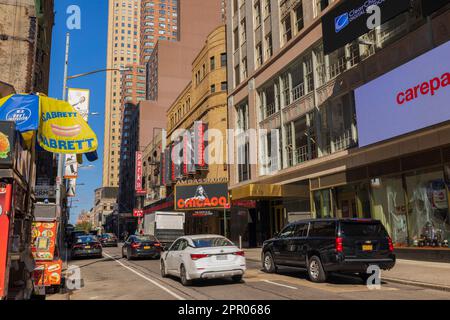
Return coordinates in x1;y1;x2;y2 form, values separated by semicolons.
76;236;98;243
192;237;234;248
340;222;388;238
134;235;156;242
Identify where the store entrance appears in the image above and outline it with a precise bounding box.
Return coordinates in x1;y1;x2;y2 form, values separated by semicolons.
271;205;286;235
338;192;357;218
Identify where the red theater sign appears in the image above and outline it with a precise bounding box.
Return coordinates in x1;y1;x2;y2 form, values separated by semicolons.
0;183;13;299
175;183;229;211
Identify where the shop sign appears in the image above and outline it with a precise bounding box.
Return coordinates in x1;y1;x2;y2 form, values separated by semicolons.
66;179;77;197
321;0;410;54
355;41;450;148
38;97;98;154
192;211;214;217
175;183;229;211
0;184;13;298
133;209;144;218
0;94;39;132
232;200;257;208
32;260;62;287
0;121;15;165
35;185;56;199
31;221;58;261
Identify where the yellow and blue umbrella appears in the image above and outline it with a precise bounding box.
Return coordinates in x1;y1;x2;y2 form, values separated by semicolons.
0;93;98;156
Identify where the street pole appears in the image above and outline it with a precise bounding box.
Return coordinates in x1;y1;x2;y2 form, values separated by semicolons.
56;32;69;276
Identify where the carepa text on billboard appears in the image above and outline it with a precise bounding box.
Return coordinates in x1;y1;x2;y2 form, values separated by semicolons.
175;183;229;211
354;40;450;148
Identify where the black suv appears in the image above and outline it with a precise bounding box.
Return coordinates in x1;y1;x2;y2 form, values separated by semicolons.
262;218;395;283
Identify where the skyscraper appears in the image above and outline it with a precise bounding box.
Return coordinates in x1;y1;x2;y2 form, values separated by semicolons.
103;0;180;187
103;0;142;187
140;0;179;65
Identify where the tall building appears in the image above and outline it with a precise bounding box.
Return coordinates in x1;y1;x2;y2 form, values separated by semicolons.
226;0;450;251
140;0;179;65
120;64;147;106
163;25;229;235
103;0;142;188
139;0;225;149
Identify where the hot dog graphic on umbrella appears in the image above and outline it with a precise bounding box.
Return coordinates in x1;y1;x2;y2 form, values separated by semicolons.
50;124;82;137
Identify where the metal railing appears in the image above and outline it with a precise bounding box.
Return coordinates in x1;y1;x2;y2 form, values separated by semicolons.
292;82;305;102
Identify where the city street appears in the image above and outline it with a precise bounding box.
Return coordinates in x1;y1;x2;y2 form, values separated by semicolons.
48;246;450;300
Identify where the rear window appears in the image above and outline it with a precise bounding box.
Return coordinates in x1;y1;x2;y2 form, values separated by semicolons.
340;221;388;237
192;237;234;248
135;235;157;242
76;236;98;243
309;221;336;237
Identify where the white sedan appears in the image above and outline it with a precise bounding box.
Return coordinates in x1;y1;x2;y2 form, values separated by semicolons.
160;235;246;286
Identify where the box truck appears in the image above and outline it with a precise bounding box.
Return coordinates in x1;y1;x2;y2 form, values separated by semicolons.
143;211;185;249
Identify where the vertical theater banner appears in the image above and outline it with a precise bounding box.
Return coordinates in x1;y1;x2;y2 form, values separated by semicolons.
0;183;13;298
135;151;146;195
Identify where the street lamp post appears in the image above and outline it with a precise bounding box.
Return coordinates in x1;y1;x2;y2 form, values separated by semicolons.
57;32;129;246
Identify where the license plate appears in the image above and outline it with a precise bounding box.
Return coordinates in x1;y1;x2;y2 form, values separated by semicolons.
144;246;151;249
85;246;91;249
216;255;228;261
362;244;373;251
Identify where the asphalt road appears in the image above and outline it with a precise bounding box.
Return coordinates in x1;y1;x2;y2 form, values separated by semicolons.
49;246;450;300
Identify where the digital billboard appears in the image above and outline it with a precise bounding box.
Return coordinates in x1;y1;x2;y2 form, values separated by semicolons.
354;41;450;148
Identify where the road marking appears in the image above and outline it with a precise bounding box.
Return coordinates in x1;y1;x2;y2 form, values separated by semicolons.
262;279;298;290
103;252;185;300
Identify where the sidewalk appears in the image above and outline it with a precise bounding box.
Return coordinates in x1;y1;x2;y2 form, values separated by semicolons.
244;248;450;292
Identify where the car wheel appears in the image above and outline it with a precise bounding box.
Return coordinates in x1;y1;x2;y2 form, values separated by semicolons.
307;255;327;283
161;260;168;278
231;275;243;283
126;250;132;260
262;251;277;273
180;265;192;286
121;248;125;258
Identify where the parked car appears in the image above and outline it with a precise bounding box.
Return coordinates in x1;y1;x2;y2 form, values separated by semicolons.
122;235;162;260
261;218;395;283
160;235;246;286
70;235;103;259
100;233;118;247
68;230;87;247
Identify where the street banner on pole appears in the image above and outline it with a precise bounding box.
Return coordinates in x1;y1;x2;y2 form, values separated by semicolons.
64;154;78;179
66;179;76;197
68;88;90;122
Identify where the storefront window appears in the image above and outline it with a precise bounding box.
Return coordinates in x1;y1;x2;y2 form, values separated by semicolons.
405;169;450;248
314;189;333;218
370;176;408;246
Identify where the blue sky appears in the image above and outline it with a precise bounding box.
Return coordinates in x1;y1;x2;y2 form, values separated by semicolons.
48;1;108;224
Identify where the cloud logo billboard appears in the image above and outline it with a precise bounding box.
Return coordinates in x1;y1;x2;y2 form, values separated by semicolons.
335;12;349;33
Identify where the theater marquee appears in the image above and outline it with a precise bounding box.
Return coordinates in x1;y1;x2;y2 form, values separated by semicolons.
175;182;229;211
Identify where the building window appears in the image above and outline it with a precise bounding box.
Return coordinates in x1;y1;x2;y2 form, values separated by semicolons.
282;16;292;45
233;27;239;51
210;56;215;70
210;84;216;93
265;33;273;59
220;53;227;67
295;3;304;33
221;81;228;91
240;18;247;44
234;64;241;86
254;1;262;26
255;42;263;67
236;100;250;182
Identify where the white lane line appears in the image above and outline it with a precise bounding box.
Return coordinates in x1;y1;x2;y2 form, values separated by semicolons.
103;252;185;300
262;279;298;290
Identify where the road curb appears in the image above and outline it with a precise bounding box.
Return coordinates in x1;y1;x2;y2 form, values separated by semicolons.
381;277;450;292
245;257;450;292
